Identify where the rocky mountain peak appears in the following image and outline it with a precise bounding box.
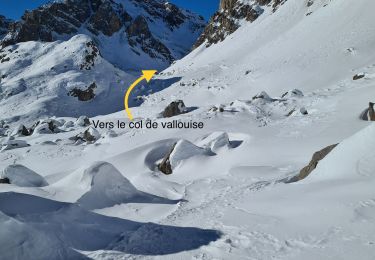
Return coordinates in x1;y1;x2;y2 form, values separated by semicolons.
0;15;12;40
0;0;206;69
194;0;286;49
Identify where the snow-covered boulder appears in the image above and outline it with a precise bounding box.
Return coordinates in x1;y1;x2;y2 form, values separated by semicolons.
196;132;230;153
0;164;48;187
300;107;308;115
75;116;91;127
158;140;210;174
62;120;74;129
32;123;54;134
252;91;273;102
31;119;61;135
209;105;225;113
71;127;101;144
281;89;304;98
103;130;118;138
1;138;30;151
10;124;30;137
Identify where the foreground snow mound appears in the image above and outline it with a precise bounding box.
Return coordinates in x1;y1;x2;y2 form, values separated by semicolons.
196;132;231;153
158;140;212;174
0;211;86;260
0;138;29;151
77;162;176;209
169;140;212;169
0;192;220;258
1;165;48;187
305;124;375;182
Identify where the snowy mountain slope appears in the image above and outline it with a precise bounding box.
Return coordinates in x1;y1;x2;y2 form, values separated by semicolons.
157;0;375;104
1;0;206;71
0;34;135;123
0;0;375;259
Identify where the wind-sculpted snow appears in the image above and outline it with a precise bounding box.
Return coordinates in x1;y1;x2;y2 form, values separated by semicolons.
305;124;375;182
1;165;48;187
168;140;213;169
0;192;221;259
77;162;180;209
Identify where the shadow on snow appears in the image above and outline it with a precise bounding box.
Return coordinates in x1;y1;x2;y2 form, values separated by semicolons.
0;192;221;258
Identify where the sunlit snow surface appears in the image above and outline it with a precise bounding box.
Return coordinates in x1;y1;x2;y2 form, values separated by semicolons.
1;0;375;259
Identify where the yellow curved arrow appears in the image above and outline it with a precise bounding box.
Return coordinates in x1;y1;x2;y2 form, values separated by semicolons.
124;70;157;120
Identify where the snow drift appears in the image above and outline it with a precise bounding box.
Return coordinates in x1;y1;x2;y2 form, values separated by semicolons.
75;161;179;209
305;124;375;182
1;165;48;187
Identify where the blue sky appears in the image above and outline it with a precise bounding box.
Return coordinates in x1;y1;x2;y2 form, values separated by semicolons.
0;0;219;20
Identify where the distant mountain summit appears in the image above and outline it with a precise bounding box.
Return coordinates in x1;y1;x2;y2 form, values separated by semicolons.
194;0;286;48
0;15;12;40
1;0;206;70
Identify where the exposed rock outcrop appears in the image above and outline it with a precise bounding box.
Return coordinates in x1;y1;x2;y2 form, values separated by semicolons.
281;89;304;98
79;41;101;70
68;82;97;101
162;100;188;118
11;124;31;137
1;0;205;65
0;15;12;39
300;107;308;115
0;177;10;184
252;91;274;101
353;73;365;80
158;143;176;175
126;16;174;63
360;102;375;121
70;127;101;144
289;144;338;182
31;119;62;135
1;0;118;46
194;0;286;48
